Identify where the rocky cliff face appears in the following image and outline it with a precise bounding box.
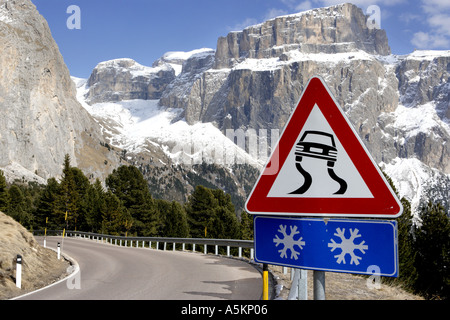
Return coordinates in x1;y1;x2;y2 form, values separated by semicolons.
85;58;176;104
0;0;119;182
214;3;390;69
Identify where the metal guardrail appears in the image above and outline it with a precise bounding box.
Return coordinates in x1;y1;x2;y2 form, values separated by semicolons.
33;230;255;259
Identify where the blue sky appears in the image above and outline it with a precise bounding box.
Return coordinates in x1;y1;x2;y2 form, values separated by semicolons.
31;0;450;78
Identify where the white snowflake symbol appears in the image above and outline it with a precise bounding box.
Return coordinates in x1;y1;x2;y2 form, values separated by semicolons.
273;224;306;260
328;228;368;265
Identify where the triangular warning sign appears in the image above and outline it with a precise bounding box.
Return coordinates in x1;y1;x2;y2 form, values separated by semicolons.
245;76;403;218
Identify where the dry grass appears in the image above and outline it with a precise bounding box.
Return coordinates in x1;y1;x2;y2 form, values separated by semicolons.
270;264;423;300
0;212;70;300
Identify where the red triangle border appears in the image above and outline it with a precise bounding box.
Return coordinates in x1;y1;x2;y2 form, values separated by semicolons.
245;77;403;218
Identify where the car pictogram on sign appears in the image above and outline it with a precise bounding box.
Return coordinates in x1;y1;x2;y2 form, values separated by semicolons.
295;131;338;165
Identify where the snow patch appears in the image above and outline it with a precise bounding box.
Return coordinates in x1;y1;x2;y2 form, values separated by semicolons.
162;48;214;61
390;103;450;139
0;5;13;24
380;157;450;219
93;58;173;79
233;50;374;72
72;77;260;167
406;50;450;61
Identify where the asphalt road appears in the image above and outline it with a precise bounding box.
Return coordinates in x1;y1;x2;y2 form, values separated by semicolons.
18;236;262;300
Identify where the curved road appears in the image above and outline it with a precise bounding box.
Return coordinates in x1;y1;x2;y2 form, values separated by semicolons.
18;237;262;300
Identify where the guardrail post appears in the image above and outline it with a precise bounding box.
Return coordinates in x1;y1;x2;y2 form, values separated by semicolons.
204;244;207;254
192;244;196;252
182;243;185;251
250;248;254;260
163;242;167;251
173;243;176;251
16;255;22;289
239;247;242;258
215;245;218;255
227;246;230;257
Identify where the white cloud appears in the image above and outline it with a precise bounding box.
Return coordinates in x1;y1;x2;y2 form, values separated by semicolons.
411;31;450;49
410;0;450;49
421;0;450;11
228;17;259;32
399;12;422;24
264;8;289;20
314;0;405;8
295;1;314;11
427;13;450;36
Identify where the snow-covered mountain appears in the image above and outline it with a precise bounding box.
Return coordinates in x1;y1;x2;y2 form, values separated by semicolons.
74;3;449;217
1;0;447;216
73;74;260;168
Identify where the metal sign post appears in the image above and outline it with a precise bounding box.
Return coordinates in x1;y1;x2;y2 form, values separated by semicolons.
313;270;325;300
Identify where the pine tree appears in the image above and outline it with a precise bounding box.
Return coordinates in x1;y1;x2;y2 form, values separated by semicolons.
381;171;418;291
413;201;450;299
239;210;254;240
85;179;106;233
34;178;59;229
106;165;157;236
158;200;189;238
0;170;9;212
210;189;240;239
396;198;418;289
70;167;91;231
103;190;126;235
212;206;240;239
186;185;218;238
55;154;79;229
7;184;33;228
239;210;254;258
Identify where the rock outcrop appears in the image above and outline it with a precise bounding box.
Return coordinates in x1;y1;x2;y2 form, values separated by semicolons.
85;58;176;104
214;3;390;69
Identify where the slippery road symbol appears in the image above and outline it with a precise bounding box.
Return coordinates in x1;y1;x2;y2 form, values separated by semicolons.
290;131;348;195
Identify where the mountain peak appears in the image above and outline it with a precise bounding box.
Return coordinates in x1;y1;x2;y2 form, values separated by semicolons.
85;58;176;104
215;3;390;69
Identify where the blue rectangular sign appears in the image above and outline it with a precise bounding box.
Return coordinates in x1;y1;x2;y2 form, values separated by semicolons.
254;216;398;277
